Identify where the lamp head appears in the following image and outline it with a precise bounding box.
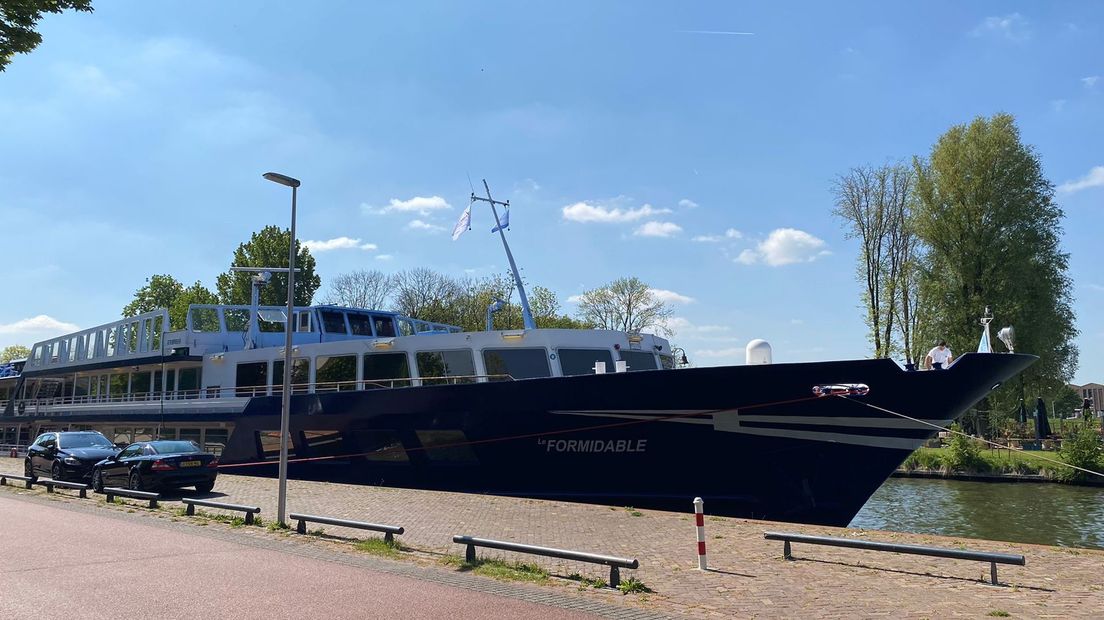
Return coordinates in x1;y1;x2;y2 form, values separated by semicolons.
263;172;301;188
997;326;1015;353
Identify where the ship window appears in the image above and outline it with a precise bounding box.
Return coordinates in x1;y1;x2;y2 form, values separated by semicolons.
204;428;228;456
86;332;97;359
619;351;658;371
347;313;373;336
257;431;296;460
109;373;128;398
316;355;357;391
302;430;345;458
558;349;615;376
482;348;550;381
362;353;411;388
416;430;477;463
372;315;397;337
179;368;201;396
659;354;675;370
190;307;220;332
134;427;155;442
350;430;408;462
398;319;415;337
416;350;476;385
297;312;312;333
320;310;348;334
236;362;268;396
224;309;250;332
131;372;152;395
179;428;202;444
273;358;310;394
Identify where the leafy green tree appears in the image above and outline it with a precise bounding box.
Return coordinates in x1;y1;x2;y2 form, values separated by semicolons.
0;0;93;72
1;344;30;362
1053;386;1082;419
170;281;219;330
215;225;321;306
1058;421;1103;483
912;113;1078;410
574;277;673;335
123;274;217;330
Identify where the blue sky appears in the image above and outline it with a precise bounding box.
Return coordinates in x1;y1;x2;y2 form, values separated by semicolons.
0;2;1101;383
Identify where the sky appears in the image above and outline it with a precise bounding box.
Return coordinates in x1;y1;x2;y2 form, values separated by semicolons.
0;2;1101;383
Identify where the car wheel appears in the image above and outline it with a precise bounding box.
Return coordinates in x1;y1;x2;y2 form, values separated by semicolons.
51;461;64;482
195;481;215;493
92;469;105;493
128;470;144;491
24;459;37;482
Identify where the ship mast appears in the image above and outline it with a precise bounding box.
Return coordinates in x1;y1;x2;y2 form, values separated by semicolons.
472;179;536;330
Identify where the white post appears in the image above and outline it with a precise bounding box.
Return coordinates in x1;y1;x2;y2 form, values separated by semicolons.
593;361;606;374
694;496;707;570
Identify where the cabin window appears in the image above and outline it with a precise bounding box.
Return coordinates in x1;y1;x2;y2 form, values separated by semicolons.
273;358;310;394
372;315;397;337
660;354;675;370
619;351;658;371
320;310;348;334
316;355;357;391
416;430;477;463
179;428;202;444
109;373;128;398
362;353;411;388
301;430;345;458
257;431;296;460
131;372;152;395
190;307;221;332
224;309;250;332
178;368;201;396
416;350;476;385
482;348;551;381
347;313;374;336
86;332;97;359
558;349;615;376
133;427;155;442
236;361;268;397
398;319;415;337
296;312;312;333
350;430;408;462
204;428;228;455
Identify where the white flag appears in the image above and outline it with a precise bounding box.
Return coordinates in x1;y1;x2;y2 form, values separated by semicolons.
451;204;472;240
491;207;509;233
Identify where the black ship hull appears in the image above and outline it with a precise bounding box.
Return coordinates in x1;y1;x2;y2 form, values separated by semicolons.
213;353;1035;526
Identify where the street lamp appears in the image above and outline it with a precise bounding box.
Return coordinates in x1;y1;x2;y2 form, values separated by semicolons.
263;171;300;528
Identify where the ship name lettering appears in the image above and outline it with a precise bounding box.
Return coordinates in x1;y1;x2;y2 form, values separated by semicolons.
542;438;647;453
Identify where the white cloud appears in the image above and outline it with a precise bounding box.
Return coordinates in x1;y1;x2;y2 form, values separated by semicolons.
737;228;830;266
1058;166;1104;194
1082;76;1099;88
302;237;376;252
375;254;394;261
53;64;127;99
971;13;1030;41
667;317;730;339
648;288;694;304
790;319;805;325
561;200;670;223
694;347;746;359
678;198;699;209
364;196;451;215
692;228;741;242
406;219;446;233
566;294;583;304
1051;99;1067;113
0;315;80;336
633;221;683;237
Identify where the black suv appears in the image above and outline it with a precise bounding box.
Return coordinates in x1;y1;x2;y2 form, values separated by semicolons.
25;431;120;482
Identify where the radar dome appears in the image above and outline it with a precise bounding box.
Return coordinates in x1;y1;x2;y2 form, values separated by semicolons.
746;339;772;365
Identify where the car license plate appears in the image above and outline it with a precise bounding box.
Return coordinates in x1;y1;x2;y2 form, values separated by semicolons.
180;460;201;468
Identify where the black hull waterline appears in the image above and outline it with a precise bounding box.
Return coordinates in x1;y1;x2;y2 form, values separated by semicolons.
201;353;1034;526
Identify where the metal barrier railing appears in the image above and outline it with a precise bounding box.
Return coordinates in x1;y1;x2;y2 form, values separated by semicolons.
452;535;639;588
764;531;1025;585
103;487;161;509
290;512;404;543
40;479;90;498
183;498;261;525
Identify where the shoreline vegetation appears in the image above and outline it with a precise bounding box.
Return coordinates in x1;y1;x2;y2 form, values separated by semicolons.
897;445;1104;487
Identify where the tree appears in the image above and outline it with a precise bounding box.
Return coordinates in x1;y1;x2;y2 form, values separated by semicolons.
0;0;93;72
1;344;30;362
215;225;321;306
832;164;915;359
574;277;673;334
391;267;463;325
912;113;1078;409
324;269;392;310
123;274;217;330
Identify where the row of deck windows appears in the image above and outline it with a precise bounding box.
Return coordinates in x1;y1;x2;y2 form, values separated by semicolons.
234;348;661;395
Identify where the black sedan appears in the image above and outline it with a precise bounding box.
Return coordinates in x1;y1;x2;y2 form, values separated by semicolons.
92;440;218;493
25;431;120;482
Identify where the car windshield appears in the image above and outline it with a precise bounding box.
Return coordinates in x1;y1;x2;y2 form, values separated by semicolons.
58;433;113;449
150;441;201;455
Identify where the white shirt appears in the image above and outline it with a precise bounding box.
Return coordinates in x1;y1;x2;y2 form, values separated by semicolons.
927;346;952;366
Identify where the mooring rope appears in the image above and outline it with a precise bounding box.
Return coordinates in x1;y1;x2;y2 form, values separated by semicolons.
840;395;1104;480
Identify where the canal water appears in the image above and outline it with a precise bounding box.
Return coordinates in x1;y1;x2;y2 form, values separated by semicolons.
851;478;1104;550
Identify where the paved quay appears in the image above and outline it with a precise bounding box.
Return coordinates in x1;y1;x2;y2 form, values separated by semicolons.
4;458;1103;618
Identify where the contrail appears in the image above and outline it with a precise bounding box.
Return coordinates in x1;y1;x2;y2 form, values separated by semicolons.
677;30;755;36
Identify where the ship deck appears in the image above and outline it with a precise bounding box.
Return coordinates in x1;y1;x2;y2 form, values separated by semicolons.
2;458;1099;617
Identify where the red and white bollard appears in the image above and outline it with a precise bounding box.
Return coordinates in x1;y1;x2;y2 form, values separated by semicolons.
8;447;16;458
693;496;707;570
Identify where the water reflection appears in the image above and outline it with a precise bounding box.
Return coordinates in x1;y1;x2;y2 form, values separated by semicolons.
851;478;1104;550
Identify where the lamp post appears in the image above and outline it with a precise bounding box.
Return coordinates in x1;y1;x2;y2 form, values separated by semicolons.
262;171;300;527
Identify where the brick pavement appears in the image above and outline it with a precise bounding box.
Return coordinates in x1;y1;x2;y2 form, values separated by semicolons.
4;457;1102;618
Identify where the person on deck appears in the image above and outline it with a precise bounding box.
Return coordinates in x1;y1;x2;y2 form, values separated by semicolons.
925;340;953;370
